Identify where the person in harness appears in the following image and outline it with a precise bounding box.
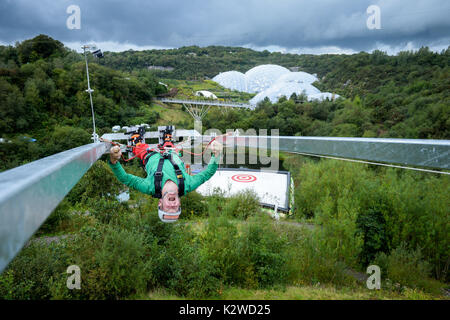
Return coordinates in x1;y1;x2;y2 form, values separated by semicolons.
108;126;223;223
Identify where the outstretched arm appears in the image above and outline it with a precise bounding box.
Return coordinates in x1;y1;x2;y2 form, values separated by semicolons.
184;141;223;193
108;146;154;195
184;155;219;193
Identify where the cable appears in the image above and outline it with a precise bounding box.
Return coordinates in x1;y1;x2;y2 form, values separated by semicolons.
290;151;450;175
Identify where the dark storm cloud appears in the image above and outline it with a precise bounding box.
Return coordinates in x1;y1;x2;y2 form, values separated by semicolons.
0;0;449;53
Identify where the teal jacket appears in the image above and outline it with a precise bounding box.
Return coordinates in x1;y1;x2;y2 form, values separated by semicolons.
108;151;219;196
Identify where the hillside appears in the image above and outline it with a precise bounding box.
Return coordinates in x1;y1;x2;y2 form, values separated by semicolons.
107;45;450;139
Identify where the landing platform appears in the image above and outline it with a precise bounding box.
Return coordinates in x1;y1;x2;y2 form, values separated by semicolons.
195;168;291;212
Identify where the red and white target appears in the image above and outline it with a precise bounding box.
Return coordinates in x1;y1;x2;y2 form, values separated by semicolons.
231;174;257;183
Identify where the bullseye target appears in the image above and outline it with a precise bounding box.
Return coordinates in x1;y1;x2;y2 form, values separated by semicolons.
231;174;257;183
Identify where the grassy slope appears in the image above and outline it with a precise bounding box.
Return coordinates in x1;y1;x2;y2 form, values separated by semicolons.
161;78;255;102
143;285;444;300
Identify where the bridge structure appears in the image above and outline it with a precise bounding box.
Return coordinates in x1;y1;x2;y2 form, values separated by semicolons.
158;98;252;109
0;130;449;272
158;98;253;121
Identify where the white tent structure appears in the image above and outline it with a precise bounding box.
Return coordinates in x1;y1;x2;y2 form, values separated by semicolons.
195;90;218;99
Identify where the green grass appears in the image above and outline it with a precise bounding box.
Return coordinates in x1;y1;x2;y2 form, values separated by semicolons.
160;79;255;102
142;285;446;300
150;102;192;127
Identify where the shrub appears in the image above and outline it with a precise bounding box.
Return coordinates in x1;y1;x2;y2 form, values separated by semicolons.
88;197;130;225
355;185;392;266
152;226;221;298
181;191;208;219
0;270;34;300
240;215;289;288
0;242;69;299
285;228;354;287
224;190;261;219
62;226;152;299
201;215;255;288
373;242;444;294
37;199;71;235
67;160;123;205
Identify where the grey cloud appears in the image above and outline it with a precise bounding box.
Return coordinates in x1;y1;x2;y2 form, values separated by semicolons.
0;0;448;53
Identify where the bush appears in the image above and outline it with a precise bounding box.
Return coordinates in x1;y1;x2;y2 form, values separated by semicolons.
0;270;34;300
37;199;71;235
67;160;123;205
373;243;444;294
224;190;261;219
240;216;289;288
152;226;221;298
355;185;392;266
0;242;69;299
181;191;208;219
61;226;152;299
201;215;255;288
285;228;354;287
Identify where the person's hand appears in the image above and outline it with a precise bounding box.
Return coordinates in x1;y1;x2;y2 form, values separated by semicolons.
110;145;122;164
210;140;223;157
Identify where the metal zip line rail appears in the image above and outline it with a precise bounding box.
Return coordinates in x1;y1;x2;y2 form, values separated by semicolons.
199;135;450;170
0;142;109;273
0;135;449;273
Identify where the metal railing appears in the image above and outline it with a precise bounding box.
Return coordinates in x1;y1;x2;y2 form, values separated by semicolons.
159;98;252;109
199;135;450;170
0;142;109;272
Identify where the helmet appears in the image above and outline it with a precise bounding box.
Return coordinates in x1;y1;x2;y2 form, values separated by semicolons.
158;206;181;223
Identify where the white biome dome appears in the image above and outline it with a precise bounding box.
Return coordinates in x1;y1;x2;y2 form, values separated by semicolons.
212;71;247;92
244;64;290;93
212;64;342;106
275;71;318;85
250;81;321;105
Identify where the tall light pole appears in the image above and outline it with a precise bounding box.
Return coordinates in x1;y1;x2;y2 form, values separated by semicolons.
82;44;103;143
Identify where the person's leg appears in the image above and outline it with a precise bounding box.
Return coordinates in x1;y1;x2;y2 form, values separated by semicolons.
132;143;151;161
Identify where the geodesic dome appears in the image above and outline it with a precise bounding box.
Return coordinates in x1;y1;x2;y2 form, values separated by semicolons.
244;64;290;93
212;71;246;92
250;81;321;106
275;71;318;85
212;64;342;105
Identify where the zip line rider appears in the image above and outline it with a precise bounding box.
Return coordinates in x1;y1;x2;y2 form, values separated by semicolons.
108;127;223;223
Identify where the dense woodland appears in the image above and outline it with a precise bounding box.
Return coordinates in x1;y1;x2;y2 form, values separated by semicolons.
0;35;448;300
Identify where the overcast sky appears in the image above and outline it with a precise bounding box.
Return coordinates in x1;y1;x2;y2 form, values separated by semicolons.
0;0;449;55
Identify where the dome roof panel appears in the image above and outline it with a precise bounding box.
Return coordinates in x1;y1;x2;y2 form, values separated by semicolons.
212;71;246;92
250;82;320;105
275;72;318;85
245;64;290;93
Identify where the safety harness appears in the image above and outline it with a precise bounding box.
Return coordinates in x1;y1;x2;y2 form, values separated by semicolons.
143;151;185;199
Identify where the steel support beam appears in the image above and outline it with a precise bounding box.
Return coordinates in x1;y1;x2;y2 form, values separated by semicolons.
0;142;109;272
